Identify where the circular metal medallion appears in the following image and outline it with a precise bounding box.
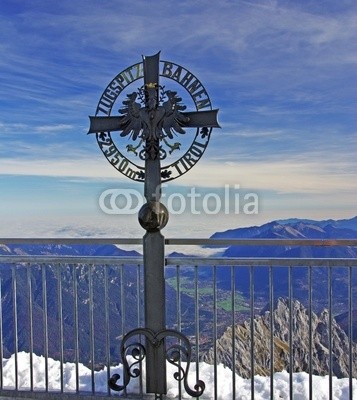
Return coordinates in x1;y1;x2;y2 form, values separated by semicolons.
93;59;217;182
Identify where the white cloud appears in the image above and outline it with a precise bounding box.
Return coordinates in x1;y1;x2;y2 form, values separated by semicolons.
35;124;73;133
0;122;28;133
1;153;355;197
176;159;356;195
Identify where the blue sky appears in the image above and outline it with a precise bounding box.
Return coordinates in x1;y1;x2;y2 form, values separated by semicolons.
0;0;356;237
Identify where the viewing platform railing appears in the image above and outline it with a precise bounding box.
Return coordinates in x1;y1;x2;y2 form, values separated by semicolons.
0;238;356;399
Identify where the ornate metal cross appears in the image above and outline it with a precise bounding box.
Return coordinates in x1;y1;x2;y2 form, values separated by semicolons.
88;52;219;397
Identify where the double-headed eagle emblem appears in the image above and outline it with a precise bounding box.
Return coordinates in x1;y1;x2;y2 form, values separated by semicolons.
117;85;189;160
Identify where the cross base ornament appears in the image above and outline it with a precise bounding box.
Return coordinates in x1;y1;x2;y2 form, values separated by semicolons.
108;328;205;398
88;52;219;396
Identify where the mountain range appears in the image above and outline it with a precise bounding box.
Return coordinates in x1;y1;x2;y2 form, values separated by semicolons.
207;216;357;321
0;215;356;368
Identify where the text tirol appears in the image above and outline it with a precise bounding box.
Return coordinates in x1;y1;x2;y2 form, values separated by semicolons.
170;139;207;176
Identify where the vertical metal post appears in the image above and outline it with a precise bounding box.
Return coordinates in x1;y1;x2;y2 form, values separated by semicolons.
0;276;3;390
308;266;312;400
57;264;64;393
12;265;19;391
288;265;293;399
213;266;218;400
348;266;353;400
250;266;255;400
88;264;95;394
27;265;34;391
328;265;333;399
72;265;80;393
141;52;167;395
269;265;274;400
231;266;236;399
104;265;111;396
42;265;49;392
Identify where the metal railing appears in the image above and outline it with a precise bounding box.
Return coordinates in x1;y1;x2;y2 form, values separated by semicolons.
0;238;356;399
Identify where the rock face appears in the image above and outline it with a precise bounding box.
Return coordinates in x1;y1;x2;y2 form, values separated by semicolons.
203;298;357;378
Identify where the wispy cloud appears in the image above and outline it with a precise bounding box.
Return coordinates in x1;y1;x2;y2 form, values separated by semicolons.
34;124;73;133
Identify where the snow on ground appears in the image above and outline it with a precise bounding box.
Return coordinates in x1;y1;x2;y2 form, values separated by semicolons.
1;352;356;399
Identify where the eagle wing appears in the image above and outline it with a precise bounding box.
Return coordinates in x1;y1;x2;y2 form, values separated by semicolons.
118;92;143;141
162;91;190;139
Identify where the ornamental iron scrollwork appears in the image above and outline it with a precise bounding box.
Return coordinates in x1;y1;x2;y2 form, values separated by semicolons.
109;328;205;397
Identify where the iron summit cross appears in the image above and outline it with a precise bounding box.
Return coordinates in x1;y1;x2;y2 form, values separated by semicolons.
88;52;220;192
88;52;219;397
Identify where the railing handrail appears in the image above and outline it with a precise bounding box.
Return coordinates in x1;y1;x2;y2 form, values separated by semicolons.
166;256;357;266
0;255;143;265
0;255;356;267
0;238;143;245
0;238;356;246
165;238;357;246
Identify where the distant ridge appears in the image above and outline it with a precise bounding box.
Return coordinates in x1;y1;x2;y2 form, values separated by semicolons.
209;215;357;259
210;215;357;240
276;216;357;231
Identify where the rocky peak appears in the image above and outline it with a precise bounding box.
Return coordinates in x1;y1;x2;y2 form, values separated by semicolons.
203;297;356;379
